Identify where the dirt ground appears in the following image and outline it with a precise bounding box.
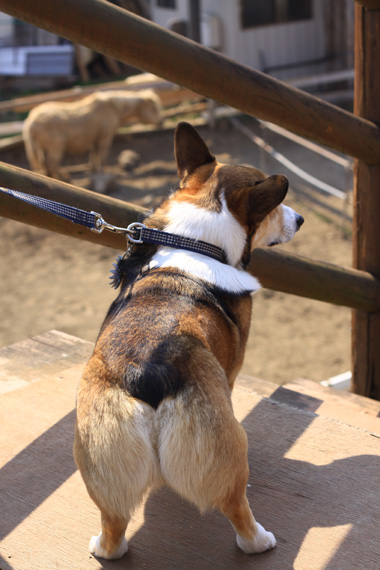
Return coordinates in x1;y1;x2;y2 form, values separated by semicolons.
0;119;353;384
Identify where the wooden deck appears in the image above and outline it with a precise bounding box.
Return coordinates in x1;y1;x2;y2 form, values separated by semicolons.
1;331;380;570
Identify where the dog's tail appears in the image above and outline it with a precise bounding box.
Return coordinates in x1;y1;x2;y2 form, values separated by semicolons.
22;120;45;174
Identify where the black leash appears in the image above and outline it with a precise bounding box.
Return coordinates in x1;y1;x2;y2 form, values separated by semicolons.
0;186;227;266
1;187;101;230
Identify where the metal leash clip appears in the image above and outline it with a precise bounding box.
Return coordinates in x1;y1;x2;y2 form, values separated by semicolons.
90;212;146;242
90;211;129;234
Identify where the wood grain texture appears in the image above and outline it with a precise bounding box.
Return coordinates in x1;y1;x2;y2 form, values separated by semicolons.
281;378;380;432
1;335;380;569
0;330;93;393
249;247;380;312
352;5;380;398
2;161;380;313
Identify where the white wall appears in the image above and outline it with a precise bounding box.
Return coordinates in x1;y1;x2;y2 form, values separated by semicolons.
203;0;326;73
150;0;326;75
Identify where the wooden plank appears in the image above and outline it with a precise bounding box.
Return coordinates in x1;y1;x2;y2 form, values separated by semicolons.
352;5;380;399
0;122;23;137
282;378;380;432
0;0;379;163
235;374;279;398
1;365;379;569
0;134;23;151
0;330;93;394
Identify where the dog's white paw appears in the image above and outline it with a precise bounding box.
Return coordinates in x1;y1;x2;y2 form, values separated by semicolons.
89;532;128;560
236;522;276;554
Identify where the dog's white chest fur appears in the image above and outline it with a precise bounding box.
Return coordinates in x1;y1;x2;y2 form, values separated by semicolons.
149;198;261;294
149;249;260;294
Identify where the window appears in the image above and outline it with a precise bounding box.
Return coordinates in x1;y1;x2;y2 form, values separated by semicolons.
241;0;312;29
241;1;275;28
157;0;176;8
287;0;312;21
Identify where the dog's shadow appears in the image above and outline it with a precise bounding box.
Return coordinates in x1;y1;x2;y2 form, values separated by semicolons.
94;395;380;570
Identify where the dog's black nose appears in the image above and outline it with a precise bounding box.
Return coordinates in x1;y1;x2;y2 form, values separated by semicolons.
296;214;304;230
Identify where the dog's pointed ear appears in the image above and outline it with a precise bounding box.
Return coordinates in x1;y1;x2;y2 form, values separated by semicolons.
175;122;215;183
250;175;289;219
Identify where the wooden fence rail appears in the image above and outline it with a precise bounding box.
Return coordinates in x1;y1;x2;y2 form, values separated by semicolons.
0;0;380;164
1;161;380;314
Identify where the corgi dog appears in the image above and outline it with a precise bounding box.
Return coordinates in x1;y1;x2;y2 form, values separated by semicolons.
74;122;304;560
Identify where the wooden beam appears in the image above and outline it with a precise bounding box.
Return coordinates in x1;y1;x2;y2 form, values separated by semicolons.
355;0;380;9
249;248;380;314
352;4;380;399
1;162;380;313
0;0;380;163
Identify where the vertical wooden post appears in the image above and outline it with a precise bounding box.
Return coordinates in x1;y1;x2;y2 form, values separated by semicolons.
352;1;380;398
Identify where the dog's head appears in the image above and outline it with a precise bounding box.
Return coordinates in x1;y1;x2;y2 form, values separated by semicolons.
150;122;303;268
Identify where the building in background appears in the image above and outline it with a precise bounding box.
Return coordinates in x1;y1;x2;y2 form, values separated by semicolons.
0;13;74;83
0;0;354;100
150;0;354;102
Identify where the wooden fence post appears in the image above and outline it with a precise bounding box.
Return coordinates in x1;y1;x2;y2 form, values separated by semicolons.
352;1;380;398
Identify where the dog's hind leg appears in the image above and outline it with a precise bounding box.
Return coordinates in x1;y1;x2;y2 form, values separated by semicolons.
213;415;276;553
74;376;162;560
156;383;275;555
75;409;160;560
89;511;129;560
219;480;276;554
214;418;276;554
